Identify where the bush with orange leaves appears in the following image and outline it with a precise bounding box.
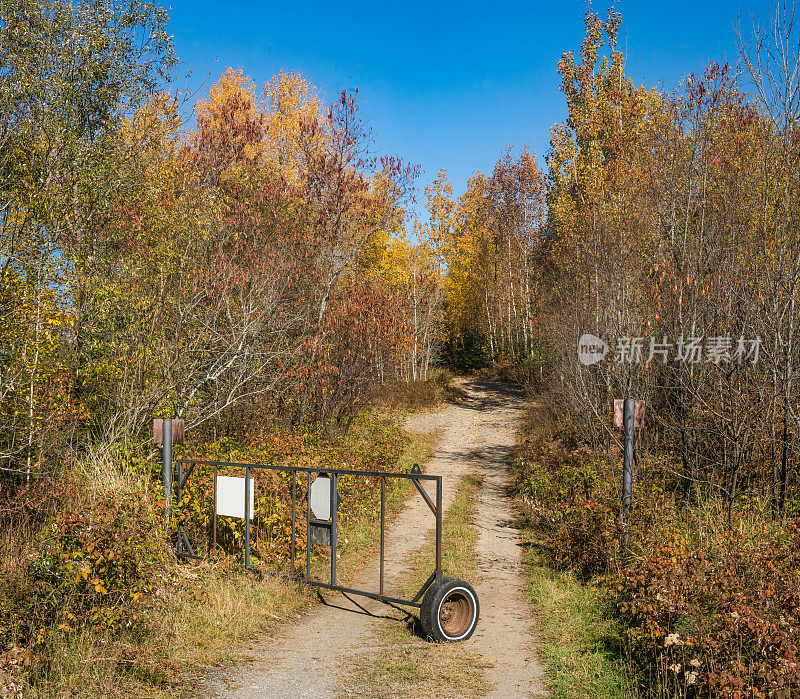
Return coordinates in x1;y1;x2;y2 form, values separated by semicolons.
514;411;800;698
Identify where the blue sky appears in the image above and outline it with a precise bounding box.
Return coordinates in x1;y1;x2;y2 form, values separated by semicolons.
166;1;773;224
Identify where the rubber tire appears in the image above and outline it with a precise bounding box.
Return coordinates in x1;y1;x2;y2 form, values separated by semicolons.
420;577;479;642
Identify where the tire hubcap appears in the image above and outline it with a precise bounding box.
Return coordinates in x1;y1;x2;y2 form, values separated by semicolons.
439;590;473;637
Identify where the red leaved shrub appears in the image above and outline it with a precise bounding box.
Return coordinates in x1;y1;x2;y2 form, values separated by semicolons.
613;520;800;698
514;406;800;698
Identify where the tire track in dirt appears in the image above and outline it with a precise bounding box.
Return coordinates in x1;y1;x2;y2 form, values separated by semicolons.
202;378;547;698
467;386;549;698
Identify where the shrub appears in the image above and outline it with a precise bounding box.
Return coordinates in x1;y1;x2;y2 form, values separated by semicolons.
0;469;170;661
612;519;800;698
514;427;619;579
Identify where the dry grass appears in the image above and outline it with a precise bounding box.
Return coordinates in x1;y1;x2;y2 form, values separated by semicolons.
7;444;314;698
335;473;492;698
77;444;151;501
370;370;457;413
23;562;312;698
161;561;311;667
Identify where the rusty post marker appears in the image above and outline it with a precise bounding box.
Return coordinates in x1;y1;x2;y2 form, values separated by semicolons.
614;399;642;550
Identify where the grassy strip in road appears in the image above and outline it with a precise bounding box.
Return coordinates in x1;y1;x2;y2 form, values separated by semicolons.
524;542;631;698
335;473;491;699
397;472;481;592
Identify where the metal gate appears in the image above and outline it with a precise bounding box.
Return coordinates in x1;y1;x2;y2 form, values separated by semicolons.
172;459;444;610
155;416;479;642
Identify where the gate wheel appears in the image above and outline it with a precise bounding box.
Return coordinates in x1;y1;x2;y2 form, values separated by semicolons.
420;577;479;642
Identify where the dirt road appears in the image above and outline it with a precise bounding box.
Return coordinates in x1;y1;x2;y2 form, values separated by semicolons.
203;379;548;698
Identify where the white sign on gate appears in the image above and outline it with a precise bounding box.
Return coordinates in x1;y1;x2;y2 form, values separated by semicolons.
309;475;332;521
215;475;254;519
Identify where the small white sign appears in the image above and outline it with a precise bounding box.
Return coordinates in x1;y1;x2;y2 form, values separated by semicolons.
309;475;331;521
216;475;254;519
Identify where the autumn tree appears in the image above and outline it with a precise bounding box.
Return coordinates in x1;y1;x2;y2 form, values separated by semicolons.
0;0;175;477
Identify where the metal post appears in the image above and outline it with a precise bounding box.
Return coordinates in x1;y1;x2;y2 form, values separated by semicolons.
162;418;172;521
379;476;385;596
622;398;635;548
244;465;251;569
290;472;296;575
212;463;217;553
330;473;338;586
306;471;311;581
175;459;182;554
435;476;442;582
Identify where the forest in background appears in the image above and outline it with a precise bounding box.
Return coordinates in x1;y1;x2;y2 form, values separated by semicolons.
0;2;435;476
3;0;800;696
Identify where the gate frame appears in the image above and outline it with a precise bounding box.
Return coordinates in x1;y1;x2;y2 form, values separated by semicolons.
172;459;443;609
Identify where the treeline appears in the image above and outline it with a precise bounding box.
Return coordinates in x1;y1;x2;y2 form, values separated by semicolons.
437;8;800;515
0;0;445;484
5;0;800;516
5;0;799;516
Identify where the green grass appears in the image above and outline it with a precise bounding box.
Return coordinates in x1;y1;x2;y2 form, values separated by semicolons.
525;543;631;698
335;473;491;699
397;472;481;599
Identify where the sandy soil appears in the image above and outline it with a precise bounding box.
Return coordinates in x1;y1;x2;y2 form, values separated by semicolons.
202;378;548;698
